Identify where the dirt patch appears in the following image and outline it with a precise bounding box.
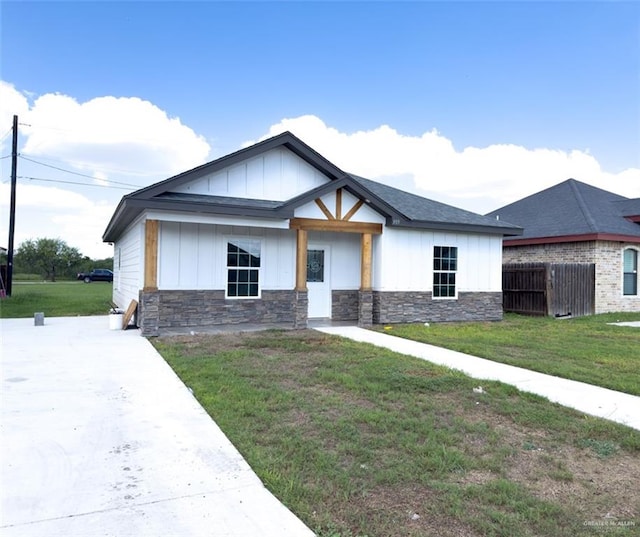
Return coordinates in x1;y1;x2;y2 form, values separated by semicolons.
322;484;484;537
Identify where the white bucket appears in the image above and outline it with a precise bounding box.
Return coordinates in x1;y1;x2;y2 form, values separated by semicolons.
109;313;124;330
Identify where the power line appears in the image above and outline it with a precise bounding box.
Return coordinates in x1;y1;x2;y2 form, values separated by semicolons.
18;152;163;179
18;155;140;187
20;176;134;190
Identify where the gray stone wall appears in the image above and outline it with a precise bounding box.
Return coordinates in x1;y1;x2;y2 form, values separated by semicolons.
138;289;300;335
373;291;503;324
332;290;359;321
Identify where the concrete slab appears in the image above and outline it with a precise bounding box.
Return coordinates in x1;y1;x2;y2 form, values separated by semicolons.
315;326;640;431
1;316;314;537
608;321;640;327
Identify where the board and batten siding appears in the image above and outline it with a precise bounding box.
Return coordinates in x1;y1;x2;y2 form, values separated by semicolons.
158;222;296;290
157;223;366;292
112;217;144;309
173;147;328;201
373;228;503;292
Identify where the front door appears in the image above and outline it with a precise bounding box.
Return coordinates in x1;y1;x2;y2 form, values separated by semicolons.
307;245;331;318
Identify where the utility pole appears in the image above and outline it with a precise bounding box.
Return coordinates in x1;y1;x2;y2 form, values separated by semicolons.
6;115;18;297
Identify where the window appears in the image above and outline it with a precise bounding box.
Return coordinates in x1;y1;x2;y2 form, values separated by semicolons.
226;239;261;298
623;248;638;296
433;246;457;298
307;250;325;282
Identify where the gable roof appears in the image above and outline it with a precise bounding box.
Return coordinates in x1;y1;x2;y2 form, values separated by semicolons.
486;178;640;245
103;131;521;242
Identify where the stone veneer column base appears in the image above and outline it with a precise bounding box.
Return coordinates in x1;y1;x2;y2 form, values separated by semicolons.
358;290;373;327
138;290;160;337
294;291;308;328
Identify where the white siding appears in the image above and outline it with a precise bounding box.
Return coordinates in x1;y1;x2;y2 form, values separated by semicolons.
173;148;328;201
158;222;296;290
374;228;503;292
112;217;144;309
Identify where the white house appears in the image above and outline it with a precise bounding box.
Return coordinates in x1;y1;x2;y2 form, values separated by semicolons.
103;132;521;335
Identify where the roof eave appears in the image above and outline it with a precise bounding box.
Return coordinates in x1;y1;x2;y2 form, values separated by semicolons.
102;197;295;243
504;233;640;247
393;220;523;236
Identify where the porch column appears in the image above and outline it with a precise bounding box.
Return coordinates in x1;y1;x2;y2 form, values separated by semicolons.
360;233;372;290
295;228;308;291
359;233;373;327
144;219;159;291
294;228;308;328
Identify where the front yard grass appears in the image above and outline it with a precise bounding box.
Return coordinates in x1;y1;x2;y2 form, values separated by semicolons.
154;330;640;537
0;281;113;318
378;313;640;396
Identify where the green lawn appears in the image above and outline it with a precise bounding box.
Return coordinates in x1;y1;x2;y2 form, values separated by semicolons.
155;330;640;537
0;281;114;318
376;313;640;396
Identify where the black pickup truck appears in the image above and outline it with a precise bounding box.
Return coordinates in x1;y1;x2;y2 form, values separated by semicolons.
77;269;113;283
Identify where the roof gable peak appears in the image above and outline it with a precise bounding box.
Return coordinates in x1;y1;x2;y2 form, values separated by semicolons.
130;131;348;201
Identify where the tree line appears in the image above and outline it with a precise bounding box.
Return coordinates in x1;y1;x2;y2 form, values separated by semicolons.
2;238;113;281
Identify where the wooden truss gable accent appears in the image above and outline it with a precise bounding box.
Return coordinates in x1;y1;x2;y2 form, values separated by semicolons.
301;188;382;234
292;189;381;292
313;188;366;223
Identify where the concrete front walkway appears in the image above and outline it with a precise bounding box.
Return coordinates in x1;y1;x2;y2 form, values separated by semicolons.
1;316;314;537
315;326;640;431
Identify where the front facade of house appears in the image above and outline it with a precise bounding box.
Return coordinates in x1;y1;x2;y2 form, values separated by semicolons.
104;133;520;335
488;180;640;314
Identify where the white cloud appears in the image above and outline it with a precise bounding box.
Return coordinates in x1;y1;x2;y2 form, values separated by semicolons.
0;81;29;151
0;82;213;258
251;115;640;213
0;82;211;181
0;182;93;210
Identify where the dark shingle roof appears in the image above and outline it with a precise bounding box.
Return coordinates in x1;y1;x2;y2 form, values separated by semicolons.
351;175;514;230
104;131;522;241
486;179;640;240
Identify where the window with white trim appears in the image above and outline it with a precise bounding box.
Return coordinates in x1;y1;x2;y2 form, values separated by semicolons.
226;239;261;298
623;248;638;296
433;246;457;298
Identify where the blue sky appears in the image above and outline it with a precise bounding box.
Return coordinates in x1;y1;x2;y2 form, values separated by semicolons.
1;1;639;258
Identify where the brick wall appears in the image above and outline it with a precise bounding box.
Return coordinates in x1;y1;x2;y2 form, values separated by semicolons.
372;291;503;324
503;241;640;313
595;242;640;313
502;241;597;264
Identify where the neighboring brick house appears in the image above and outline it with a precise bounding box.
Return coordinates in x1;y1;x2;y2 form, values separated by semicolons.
487;179;640;314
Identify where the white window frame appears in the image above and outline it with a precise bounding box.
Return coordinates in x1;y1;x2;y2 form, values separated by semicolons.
433;245;458;299
225;237;262;299
622;247;638;297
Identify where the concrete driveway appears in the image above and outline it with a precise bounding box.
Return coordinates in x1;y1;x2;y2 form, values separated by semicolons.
1;316;314;537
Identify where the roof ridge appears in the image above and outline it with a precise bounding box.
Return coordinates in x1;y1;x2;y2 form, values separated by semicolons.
568;179;598;232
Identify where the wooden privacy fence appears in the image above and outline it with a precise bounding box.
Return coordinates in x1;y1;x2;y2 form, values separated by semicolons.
502;263;595;317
